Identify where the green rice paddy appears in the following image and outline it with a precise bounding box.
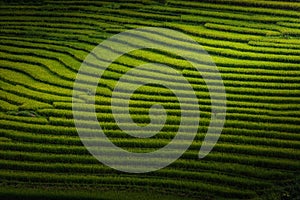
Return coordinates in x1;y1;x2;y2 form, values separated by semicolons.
0;0;299;199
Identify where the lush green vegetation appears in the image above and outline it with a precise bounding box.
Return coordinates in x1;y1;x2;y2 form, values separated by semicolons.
0;0;299;199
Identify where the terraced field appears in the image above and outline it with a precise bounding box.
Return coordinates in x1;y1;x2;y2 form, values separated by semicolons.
0;0;300;199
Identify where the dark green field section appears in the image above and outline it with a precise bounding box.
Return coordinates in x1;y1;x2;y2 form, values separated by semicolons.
0;0;300;199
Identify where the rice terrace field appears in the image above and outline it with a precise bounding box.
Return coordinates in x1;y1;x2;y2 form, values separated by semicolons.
0;0;300;199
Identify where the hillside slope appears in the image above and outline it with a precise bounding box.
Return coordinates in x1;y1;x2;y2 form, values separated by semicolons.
0;0;299;199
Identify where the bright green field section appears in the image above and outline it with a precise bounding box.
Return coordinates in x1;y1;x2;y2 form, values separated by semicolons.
0;0;300;199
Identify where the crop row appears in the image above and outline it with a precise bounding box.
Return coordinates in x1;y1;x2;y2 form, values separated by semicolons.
278;27;300;36
97;115;300;134
0;185;124;200
166;21;262;43
70;85;300;110
110;90;300;105
204;152;300;171
260;37;300;45
0;21;104;36
164;26;299;56
0;44;78;80
84;94;300;119
0;52;75;87
0;159;272;191
1;130;299;170
0;23;98;40
120;36;300;71
0;169;255;199
0;88;52;111
47;114;300;146
0;18;110;31
167;0;300;18
124;29;300;65
56;101;300;118
104;61;300;93
220;132;300;149
277;21;300;29
75;76;300;108
47;103;300;126
144;46;300;74
2;52;298;104
0;76;72;104
3;18;300;60
1;138;289;182
2;123;300;154
0;59;73;89
0;65;112;100
248;41;300;50
0;35;93;60
44;118;300;148
148;3;296;40
0;120;77;136
0;140;292;181
0;26;93;44
0;38;88;68
169;0;300;12
204;23;280;36
0;100;18;111
5;123;300;159
105;2;297;24
0;68;73;98
96;95;300;113
0;112;47;125
6;0;300;20
0;8;294;61
195;36;300;56
91;61;300;99
202;40;300;63
2;3;300;51
2;15;300;72
0;10;162;29
1;146;299;172
2;132;299;157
